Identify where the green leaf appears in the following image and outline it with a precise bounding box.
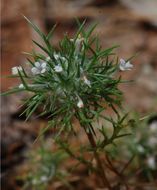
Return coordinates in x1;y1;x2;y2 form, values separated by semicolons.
25;95;45;120
34;121;55;144
98;45;119;57
32;40;49;55
86;23;97;38
46;24;57;41
23;15;44;38
75;18;86;37
115;133;132;139
18;69;29;90
75;19;86;40
1;88;25;96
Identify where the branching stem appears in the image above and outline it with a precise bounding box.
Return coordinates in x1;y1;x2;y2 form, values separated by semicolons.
83;127;112;190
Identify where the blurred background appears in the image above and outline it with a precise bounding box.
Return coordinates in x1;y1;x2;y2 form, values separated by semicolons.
1;0;157;189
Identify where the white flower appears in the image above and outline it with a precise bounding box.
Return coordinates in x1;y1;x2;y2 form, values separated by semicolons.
31;62;47;75
77;98;84;108
83;76;91;87
19;84;24;89
54;53;66;62
12;66;22;75
54;65;63;73
149;122;157;132
137;145;145;153
46;56;51;61
119;58;133;71
146;156;156;169
40;176;48;182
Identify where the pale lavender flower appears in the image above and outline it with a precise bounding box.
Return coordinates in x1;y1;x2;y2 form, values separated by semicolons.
54;65;63;73
19;84;24;89
147;156;156;169
40;176;48;182
31;62;47;75
119;58;133;71
149;122;157;132
137;145;145;153
12;66;22;75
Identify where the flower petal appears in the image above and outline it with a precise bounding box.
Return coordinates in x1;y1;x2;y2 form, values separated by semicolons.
19;84;24;89
41;68;46;74
41;62;47;68
31;67;40;75
34;62;41;68
12;66;22;75
54;65;63;73
119;59;133;71
120;58;126;65
12;67;18;75
126;61;133;69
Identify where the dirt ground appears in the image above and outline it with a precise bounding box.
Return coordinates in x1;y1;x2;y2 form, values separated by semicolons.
1;0;157;189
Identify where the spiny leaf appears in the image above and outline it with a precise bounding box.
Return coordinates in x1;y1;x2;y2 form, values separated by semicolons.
1;88;25;96
46;24;57;41
75;19;86;40
98;45;119;57
75;18;86;37
86;23;98;38
18;69;29;90
23;15;44;38
32;40;49;55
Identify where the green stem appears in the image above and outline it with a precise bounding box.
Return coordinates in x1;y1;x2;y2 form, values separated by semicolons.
84;127;112;189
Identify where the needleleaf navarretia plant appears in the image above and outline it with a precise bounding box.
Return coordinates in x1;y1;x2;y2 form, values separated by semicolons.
3;17;135;189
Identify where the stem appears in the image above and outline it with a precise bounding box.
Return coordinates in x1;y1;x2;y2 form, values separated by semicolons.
84;127;112;189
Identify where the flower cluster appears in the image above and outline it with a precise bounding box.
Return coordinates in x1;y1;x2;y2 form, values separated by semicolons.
13;57;132;108
5;19;134;131
12;66;23;75
31;62;47;75
14;55;133;107
12;49;133;108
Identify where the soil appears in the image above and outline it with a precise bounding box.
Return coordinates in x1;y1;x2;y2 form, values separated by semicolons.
1;0;157;189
